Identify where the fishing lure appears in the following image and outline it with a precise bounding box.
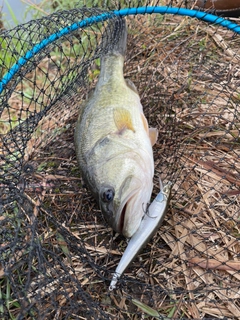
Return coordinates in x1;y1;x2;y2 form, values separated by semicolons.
109;179;172;290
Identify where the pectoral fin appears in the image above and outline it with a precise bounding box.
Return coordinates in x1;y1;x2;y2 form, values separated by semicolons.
114;108;135;133
149;127;158;146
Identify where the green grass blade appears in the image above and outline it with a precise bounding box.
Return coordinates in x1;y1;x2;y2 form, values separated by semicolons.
132;298;172;319
3;0;19;25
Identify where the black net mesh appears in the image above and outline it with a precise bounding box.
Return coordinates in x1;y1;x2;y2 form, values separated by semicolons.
1;1;240;319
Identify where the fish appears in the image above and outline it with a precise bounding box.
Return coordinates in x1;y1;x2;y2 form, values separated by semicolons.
109;179;172;290
74;18;158;238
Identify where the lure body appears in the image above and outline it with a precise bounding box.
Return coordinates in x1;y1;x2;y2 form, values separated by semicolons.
109;181;171;290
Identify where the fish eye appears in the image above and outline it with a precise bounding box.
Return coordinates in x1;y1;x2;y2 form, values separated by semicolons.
101;187;115;203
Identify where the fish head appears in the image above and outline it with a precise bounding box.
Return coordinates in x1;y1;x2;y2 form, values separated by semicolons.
99;175;153;238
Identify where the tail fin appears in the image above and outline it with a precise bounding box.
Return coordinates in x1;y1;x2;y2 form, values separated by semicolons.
100;17;127;57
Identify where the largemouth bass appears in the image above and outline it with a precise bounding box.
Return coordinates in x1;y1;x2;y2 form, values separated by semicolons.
109;180;172;290
74;19;158;238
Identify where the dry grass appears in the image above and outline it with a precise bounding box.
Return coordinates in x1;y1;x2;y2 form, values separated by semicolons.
1;6;240;320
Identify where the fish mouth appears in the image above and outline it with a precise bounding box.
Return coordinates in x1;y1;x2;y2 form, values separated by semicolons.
115;192;136;235
114;176;142;236
116;199;128;234
119;201;128;234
